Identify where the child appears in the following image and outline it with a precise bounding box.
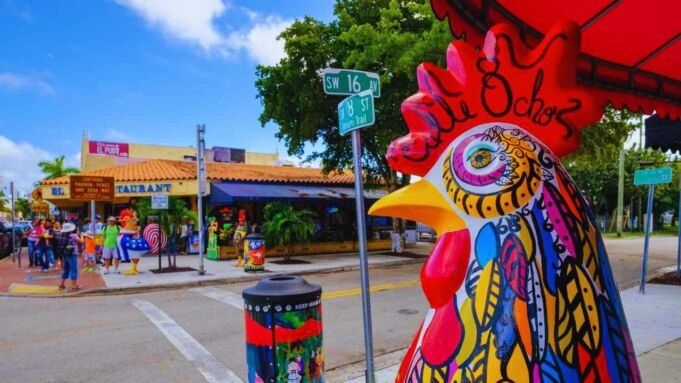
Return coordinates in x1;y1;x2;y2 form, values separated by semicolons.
83;232;97;272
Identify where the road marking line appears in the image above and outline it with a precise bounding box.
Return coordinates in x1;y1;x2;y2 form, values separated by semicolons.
131;299;243;383
190;287;244;311
8;283;62;295
322;279;420;300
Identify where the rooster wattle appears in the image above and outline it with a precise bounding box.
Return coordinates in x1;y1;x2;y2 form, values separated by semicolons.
369;21;640;383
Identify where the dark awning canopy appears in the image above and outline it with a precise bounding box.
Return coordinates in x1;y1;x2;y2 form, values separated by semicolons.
645;114;681;153
430;0;681;120
209;182;387;205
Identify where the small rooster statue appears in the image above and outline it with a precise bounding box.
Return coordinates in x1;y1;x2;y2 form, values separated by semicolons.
369;21;640;382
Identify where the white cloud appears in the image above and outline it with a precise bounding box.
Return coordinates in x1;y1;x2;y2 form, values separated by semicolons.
226;16;291;66
0;135;80;191
0;72;54;94
116;0;290;65
105;128;134;142
115;0;228;51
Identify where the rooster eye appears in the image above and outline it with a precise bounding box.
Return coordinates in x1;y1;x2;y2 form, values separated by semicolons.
469;148;492;169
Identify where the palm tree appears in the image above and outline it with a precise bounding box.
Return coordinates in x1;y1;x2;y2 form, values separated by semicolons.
135;197;198;235
262;202;316;262
0;190;8;213
15;198;31;218
38;155;80;179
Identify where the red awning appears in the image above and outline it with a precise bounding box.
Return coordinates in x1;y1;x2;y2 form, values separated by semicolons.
430;0;681;120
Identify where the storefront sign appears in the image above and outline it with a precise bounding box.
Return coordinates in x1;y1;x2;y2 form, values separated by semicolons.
32;202;50;213
70;176;115;201
115;183;171;194
89;141;129;157
151;193;169;209
51;187;65;196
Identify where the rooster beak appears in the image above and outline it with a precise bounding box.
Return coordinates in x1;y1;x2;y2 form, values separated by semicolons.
368;179;465;235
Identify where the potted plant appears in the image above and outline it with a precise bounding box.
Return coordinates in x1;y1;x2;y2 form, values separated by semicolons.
262;202;316;263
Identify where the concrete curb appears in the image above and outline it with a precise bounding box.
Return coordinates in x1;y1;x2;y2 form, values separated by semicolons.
0;257;424;299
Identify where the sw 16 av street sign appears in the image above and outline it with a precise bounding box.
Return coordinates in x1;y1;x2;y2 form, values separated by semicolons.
338;90;375;136
323;68;380;98
634;167;673;186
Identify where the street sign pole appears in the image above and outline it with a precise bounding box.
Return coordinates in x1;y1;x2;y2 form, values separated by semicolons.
633;167;672;294
639;184;655;294
90;200;96;242
10;182;18;266
197;124;207;276
330;70;379;382
351;129;375;383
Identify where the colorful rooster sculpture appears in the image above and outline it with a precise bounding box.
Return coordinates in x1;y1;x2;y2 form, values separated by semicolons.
369;22;640;382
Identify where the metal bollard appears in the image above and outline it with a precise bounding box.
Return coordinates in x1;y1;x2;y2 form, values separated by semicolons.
244;233;266;272
243;276;324;383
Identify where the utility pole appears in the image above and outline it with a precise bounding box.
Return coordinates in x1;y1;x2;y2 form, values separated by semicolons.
196;124;207;276
617;150;625;236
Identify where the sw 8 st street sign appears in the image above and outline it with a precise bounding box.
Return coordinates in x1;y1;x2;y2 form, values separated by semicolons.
323;68;380;98
634;167;673;186
338;90;375;136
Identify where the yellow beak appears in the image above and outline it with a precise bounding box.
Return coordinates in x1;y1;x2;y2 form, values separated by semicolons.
368;179;465;236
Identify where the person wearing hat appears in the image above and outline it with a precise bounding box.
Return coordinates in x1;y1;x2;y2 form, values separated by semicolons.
58;223;82;291
101;216;121;274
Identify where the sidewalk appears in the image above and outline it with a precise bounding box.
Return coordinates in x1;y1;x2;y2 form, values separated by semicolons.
0;242;431;296
338;283;681;382
0;255;106;295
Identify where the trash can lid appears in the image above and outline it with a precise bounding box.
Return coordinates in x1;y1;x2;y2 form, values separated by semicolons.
242;275;321;304
244;233;265;240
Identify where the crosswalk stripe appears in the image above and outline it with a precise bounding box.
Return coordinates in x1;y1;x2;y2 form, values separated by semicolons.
190;287;244;311
131;299;243;383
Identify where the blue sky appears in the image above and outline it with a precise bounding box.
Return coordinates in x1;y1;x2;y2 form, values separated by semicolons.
0;0;335;191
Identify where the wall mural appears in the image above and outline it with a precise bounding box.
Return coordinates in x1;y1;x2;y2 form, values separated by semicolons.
368;21;640;382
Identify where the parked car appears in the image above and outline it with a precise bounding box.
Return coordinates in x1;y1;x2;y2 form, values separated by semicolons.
2;223;29;246
0;222;12;258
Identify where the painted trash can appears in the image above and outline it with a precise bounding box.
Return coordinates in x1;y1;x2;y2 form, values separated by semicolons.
243;276;324;383
244;233;266;272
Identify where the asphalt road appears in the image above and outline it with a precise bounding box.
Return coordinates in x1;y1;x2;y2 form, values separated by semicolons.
0;236;676;383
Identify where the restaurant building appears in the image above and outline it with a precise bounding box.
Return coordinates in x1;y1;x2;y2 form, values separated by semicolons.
40;159;393;256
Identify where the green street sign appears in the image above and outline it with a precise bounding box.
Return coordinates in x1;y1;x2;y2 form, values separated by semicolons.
338;90;375;135
323;68;380;98
634;167;673;185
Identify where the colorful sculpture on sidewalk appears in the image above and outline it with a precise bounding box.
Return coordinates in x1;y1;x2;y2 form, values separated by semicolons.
207;217;219;259
234;208;248;267
369;21;640;382
117;209;149;274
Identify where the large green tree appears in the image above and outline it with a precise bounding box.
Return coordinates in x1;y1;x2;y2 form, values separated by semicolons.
38;155;80;179
565;106;641;165
255;0;453;189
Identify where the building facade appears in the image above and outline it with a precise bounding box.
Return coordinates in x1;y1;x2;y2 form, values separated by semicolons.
40;159;393;256
80;135;280;172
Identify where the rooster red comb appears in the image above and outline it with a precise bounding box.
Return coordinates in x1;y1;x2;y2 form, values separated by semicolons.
118;208;134;221
387;21;604;176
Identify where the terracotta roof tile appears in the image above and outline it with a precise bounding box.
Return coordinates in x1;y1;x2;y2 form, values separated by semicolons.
41;159;354;186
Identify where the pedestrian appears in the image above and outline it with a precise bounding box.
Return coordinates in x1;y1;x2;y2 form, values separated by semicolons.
82;231;97;272
101;216;121;274
53;221;64;271
58;223;82;292
39;220;56;272
179;218;190;255
27;218;42;267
